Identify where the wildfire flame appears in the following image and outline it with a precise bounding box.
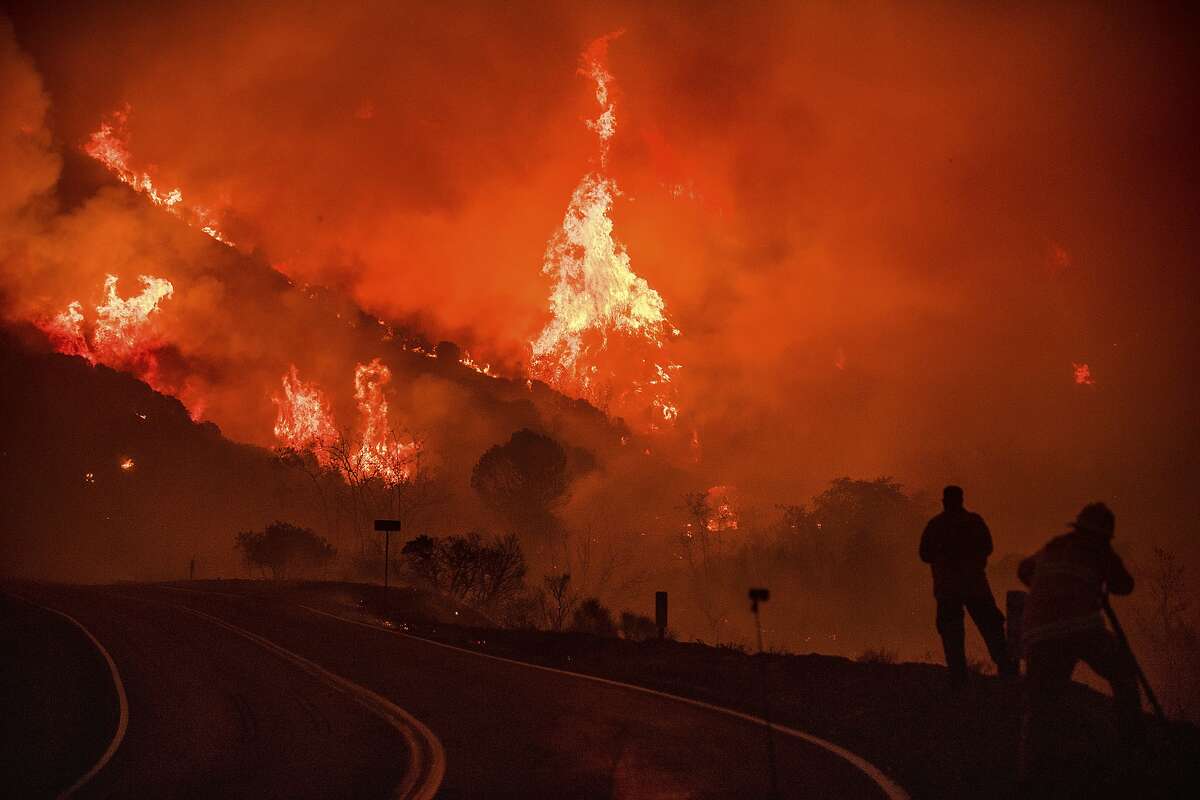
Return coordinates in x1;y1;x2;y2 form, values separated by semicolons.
529;31;682;429
272;359;418;486
458;350;493;376
352;359;417;485
273;366;338;463
85;106;234;246
704;485;739;532
1072;362;1095;386
40;273;174;383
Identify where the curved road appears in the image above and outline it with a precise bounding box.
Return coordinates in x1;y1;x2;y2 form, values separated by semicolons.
15;584;899;799
10;586;412;799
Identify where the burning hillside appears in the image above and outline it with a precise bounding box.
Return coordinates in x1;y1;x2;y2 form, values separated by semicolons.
1;3;1198;661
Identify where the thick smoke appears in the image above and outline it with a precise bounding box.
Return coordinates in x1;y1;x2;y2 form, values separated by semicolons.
2;4;1199;653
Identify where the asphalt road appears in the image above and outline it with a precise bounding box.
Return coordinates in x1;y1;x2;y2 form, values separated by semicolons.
9;584;897;799
7;585;410;799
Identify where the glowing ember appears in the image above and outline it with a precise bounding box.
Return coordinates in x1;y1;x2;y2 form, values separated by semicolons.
119;458;135;471
84;472;95;484
85;106;234;245
529;31;682;429
273;366;338;462
704;485;739;532
458;351;493;376
1072;362;1095;386
352;359;417;485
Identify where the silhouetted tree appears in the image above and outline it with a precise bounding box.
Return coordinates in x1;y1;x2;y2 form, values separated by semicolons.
540;572;577;631
1138;548;1199;719
571;597;616;637
235;521;336;579
400;531;528;614
401;534;443;587
434;341;461;363
471;429;571;536
619;611;658;641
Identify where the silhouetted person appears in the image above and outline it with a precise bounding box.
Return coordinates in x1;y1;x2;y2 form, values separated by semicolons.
920;485;1015;687
1017;502;1143;784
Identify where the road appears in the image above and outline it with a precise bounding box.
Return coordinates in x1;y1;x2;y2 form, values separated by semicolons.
9;584;900;799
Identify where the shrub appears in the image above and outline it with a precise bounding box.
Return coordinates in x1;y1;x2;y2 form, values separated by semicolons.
571;597;616;637
856;647;898;665
400;531;527;613
235;521;336;579
619;611;658;642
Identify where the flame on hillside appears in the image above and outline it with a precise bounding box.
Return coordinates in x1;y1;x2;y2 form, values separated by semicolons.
704;485;739;532
353;359;417;485
85;106;234;246
273;366;338;464
40;273;175;390
529;32;682;430
273;360;418;487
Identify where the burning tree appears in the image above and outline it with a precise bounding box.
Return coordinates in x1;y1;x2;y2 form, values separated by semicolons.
272;360;434;565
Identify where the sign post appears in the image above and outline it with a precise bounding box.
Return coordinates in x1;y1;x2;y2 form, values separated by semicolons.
374;519;402;589
655;591;668;640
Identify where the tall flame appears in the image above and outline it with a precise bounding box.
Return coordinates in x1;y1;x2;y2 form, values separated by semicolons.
352;359;417;485
273;365;338;463
85;106;234;246
529;32;682;428
704;485;739;532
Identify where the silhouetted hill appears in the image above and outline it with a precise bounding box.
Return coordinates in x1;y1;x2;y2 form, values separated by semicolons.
0;324;303;581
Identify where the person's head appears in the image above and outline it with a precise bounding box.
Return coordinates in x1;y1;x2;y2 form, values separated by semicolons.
1071;502;1115;539
942;485;964;511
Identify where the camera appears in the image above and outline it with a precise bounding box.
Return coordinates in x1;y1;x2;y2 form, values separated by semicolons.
749;588;770;603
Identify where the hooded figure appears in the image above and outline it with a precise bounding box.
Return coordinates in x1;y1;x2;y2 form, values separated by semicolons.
920;485;1015;687
1017;502;1143;784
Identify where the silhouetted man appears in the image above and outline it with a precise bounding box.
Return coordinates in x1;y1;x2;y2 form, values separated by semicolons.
920;485;1014;687
1017;502;1142;784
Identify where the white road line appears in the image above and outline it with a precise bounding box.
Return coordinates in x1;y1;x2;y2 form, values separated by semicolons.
157;599;445;800
303;604;911;800
6;593;130;799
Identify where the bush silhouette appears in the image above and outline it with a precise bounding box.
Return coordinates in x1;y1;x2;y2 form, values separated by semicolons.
235;521;335;579
571;597;616;637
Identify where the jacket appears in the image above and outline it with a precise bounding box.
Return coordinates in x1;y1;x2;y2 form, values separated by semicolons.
1018;530;1133;649
919;508;994;599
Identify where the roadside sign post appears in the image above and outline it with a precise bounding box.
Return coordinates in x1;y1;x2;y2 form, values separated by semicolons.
749;587;779;800
374;519;402;589
655;591;668;640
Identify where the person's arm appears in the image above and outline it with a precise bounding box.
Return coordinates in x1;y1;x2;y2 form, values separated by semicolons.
1104;548;1135;596
1018;553;1038;587
919;520;937;563
976;515;994;559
